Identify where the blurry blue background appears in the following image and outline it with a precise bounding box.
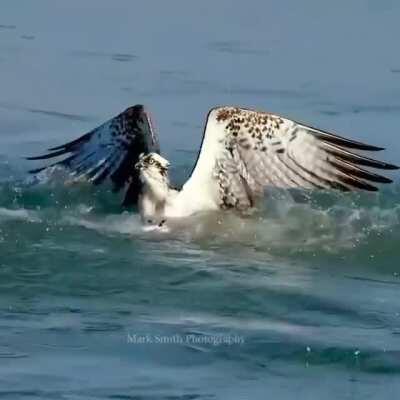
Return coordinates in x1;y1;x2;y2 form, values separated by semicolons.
1;0;400;163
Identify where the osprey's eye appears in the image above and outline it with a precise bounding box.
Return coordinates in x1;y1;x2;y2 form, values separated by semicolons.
148;159;154;165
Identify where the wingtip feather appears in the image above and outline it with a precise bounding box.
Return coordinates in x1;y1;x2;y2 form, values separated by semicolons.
382;162;400;170
26;148;69;161
306;125;386;152
28;166;47;174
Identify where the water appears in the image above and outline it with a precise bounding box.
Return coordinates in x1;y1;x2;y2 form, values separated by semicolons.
1;1;400;398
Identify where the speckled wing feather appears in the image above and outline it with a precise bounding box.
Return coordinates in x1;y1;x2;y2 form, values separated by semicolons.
185;106;398;211
27;105;160;206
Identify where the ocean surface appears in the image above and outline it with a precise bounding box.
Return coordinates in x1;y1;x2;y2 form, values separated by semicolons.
1;1;400;399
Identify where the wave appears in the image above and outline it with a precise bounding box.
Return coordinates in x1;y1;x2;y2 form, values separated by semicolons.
0;173;399;260
0;207;41;223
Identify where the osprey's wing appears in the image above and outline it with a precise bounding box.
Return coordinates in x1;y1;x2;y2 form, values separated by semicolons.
27;105;160;206
184;106;398;211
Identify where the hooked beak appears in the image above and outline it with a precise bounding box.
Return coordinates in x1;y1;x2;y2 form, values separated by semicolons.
135;152;145;171
159;166;168;177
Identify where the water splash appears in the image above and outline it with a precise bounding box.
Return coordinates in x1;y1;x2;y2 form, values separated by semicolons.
1;173;399;261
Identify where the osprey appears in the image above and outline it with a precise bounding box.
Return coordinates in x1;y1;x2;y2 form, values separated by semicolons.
28;104;398;225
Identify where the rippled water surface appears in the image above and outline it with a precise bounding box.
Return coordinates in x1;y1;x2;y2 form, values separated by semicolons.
1;1;400;399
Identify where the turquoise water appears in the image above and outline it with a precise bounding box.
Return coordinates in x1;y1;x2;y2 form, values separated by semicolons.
1;1;400;398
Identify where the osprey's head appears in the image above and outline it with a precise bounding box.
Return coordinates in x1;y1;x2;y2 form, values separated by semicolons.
135;152;170;185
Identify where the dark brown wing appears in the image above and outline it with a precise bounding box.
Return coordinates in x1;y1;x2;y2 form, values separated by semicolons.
27;104;160;206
